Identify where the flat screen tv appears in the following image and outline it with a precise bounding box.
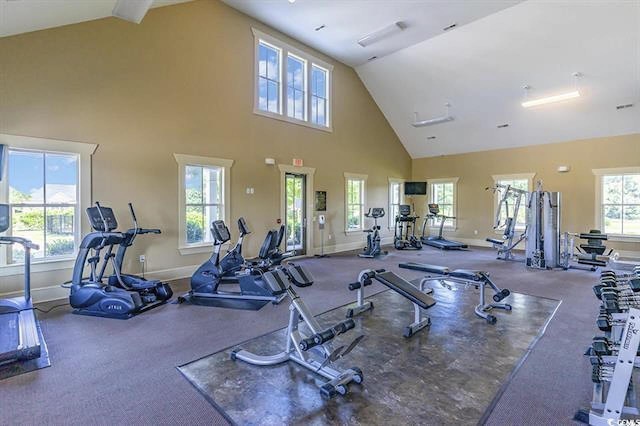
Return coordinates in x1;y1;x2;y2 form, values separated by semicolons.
404;181;427;195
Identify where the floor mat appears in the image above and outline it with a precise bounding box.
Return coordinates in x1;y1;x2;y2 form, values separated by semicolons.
178;285;560;425
0;323;50;380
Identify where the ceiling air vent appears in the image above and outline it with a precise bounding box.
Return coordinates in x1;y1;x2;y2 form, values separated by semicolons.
443;23;457;31
616;103;634;110
367;56;378;61
497;124;509;129
427;136;437;140
315;25;326;31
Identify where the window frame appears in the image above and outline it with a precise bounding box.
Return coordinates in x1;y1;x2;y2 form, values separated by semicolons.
344;172;367;234
0;134;96;277
427;177;460;231
174;154;233;255
388;178;405;229
252;28;333;132
593;167;640;242
491;173;535;232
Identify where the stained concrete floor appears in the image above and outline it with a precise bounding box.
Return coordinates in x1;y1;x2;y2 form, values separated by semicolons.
179;282;559;425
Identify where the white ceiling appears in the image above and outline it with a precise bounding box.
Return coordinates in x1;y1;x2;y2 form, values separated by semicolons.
222;0;523;67
357;0;640;158
0;0;191;37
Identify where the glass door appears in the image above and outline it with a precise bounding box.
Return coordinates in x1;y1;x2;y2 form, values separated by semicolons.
285;173;306;255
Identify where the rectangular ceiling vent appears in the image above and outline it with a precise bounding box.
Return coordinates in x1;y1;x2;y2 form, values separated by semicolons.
443;23;457;31
497;123;509;128
616;103;634;110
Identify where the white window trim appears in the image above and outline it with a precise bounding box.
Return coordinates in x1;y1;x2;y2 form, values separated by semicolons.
344;172;367;234
0;134;97;277
174;154;233;255
491;172;535;233
593;167;640;242
252;28;334;133
388;177;405;230
427;177;460;231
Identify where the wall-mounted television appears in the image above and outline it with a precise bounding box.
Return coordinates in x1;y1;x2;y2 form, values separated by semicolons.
404;181;427;195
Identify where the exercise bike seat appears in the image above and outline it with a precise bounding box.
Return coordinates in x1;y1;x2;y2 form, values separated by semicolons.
449;269;484;281
376;271;436;310
399;262;450;276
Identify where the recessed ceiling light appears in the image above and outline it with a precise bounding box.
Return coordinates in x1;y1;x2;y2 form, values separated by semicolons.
497;123;509;128
443;23;457;31
288;0;296;3
315;25;326;31
616;103;634;110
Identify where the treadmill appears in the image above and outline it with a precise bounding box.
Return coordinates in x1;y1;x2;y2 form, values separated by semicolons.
0;203;42;366
421;203;468;250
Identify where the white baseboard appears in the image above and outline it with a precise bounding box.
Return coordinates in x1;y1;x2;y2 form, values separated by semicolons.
1;264;202;304
313;236;394;255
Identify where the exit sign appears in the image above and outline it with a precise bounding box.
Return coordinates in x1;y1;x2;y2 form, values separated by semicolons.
293;158;304;167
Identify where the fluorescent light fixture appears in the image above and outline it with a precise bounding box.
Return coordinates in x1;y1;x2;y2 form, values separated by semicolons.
521;90;580;108
358;22;406;47
412;103;454;127
412;115;454;127
112;0;154;24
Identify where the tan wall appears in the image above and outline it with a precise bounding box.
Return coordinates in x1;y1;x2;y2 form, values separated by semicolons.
412;133;640;253
0;0;411;296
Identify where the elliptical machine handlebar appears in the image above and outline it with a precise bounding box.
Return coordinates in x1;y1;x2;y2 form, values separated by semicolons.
0;236;40;250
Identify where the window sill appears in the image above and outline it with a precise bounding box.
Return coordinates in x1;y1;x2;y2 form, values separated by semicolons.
178;245;214;256
253;108;333;133
345;229;363;235
0;257;75;277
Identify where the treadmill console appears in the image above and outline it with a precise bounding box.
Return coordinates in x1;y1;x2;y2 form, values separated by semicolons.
86;206;118;232
0;204;9;233
211;220;231;244
399;204;411;216
428;204;440;215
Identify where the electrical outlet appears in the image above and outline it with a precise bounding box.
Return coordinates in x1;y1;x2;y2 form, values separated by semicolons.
474;230;478;235
328;234;332;240
139;255;146;263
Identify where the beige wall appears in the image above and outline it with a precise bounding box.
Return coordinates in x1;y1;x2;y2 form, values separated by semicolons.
412;133;640;253
0;0;411;296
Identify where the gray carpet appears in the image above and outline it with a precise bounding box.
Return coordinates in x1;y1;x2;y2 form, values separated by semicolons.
0;246;600;425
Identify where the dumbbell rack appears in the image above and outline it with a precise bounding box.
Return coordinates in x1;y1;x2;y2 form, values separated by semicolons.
577;267;640;425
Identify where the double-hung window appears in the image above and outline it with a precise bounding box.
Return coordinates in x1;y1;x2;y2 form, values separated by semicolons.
593;168;640;238
492;173;534;231
345;173;367;232
388;178;404;228
174;154;233;255
0;134;95;273
253;28;332;131
427;178;459;229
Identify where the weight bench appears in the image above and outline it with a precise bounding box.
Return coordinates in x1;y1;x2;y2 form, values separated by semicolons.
347;269;436;338
399;262;512;324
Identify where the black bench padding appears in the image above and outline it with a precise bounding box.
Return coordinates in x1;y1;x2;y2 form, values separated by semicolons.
486;238;504;245
399;262;450;275
449;269;484;281
376;271;436;310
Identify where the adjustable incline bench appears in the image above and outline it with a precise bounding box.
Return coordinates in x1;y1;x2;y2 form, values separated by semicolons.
347;269;436;338
399;262;511;324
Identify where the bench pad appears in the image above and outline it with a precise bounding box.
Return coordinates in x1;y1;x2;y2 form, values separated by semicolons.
376;271;436;310
399;262;450;275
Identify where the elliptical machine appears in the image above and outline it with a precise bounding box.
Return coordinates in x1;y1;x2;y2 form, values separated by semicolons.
359;208;387;258
67;203;173;319
394;204;422;250
179;220;298;310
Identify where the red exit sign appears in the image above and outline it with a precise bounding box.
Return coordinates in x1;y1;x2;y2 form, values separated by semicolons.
293;158;303;167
